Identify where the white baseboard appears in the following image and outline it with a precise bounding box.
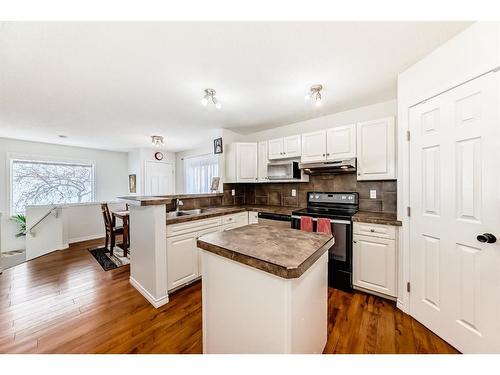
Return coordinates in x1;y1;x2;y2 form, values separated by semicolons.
68;234;104;244
129;276;169;308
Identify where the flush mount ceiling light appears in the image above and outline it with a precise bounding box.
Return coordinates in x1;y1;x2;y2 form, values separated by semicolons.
201;88;222;110
304;84;323;107
151;135;165;147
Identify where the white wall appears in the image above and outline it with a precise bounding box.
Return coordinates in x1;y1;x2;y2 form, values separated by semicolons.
245;100;397;142
0;137;129;252
396;21;500;313
127;148;176;196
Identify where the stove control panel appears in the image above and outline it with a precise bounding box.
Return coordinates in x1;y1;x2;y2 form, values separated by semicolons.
308;192;358;205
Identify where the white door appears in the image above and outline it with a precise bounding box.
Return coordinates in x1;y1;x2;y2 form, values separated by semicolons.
283;135;301;158
237;143;258;182
326;124;356;160
356;117;395;180
353;234;396;297
167;232;199;290
268;138;284;160
301;130;327;163
409;72;500;353
144;161;174;195
258;141;268;181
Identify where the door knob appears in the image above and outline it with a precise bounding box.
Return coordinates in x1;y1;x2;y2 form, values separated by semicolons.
476;233;497;244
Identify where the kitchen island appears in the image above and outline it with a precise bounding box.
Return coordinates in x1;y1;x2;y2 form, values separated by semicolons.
197;224;333;354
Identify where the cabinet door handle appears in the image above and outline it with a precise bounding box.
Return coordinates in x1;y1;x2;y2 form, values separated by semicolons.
322;154;325;157
370;229;375;232
353;240;357;243
327;153;330;156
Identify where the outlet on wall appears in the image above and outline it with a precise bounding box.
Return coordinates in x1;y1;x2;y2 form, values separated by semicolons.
291;189;296;197
370;190;377;199
231;189;235;196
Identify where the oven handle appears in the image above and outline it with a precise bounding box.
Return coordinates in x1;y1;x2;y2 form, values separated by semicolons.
291;215;351;225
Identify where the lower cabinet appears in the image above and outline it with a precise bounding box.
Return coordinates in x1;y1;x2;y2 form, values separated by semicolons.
353;223;397;298
167;232;200;291
166;212;250;291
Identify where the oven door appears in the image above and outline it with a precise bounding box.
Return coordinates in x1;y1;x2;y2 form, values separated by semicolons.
291;215;353;291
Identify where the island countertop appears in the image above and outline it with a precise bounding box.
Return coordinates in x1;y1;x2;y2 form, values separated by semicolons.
118;193;224;206
197;224;333;279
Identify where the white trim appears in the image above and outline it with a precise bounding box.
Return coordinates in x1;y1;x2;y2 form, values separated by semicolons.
68;234;104;244
129;276;169;308
7;152;97;216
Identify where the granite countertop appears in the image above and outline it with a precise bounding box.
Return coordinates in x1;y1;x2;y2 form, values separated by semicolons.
353;211;402;226
165;205;294;224
166;206;247;224
241;205;294;216
118;193;224;206
197;224;333;279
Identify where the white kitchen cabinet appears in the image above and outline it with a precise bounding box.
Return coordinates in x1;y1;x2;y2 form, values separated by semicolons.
356;117;395;180
248;211;258;224
225;142;258;183
258;141;269;181
268;138;284;160
301;130;327;163
167;232;199;291
166;212;249;291
326;124;356;160
196;226;221;279
353;223;397;298
283;135;301;158
268;135;301;160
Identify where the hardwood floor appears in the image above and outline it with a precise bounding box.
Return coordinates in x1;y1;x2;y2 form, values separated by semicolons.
0;240;458;354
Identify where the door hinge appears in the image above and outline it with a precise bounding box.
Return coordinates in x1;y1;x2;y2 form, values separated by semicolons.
406;282;411;293
407;206;411;217
406;130;411;141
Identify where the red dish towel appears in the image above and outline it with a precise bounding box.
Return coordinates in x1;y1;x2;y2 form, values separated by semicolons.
300;216;313;232
317;218;332;235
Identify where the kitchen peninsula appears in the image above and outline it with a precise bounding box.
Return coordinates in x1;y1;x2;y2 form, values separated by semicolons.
198;225;333;354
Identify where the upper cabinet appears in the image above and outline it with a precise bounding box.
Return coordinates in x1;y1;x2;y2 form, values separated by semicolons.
225;142;258;183
356;117;396;180
301;130;327;163
301;124;356;163
268;135;301;160
326;124;356;160
258;141;269;182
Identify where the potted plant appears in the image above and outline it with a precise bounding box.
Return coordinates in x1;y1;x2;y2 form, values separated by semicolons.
11;214;27;237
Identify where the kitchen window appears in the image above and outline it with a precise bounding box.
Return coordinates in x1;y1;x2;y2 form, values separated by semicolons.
184;154;219;194
10;159;95;214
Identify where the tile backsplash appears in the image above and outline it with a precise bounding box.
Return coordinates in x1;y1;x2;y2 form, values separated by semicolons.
223;173;397;213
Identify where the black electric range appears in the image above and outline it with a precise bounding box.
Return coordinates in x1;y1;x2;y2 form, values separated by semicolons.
291;192;359;291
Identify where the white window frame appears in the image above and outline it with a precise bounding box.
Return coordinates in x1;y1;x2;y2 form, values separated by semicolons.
7;152;97;216
183;153;219;194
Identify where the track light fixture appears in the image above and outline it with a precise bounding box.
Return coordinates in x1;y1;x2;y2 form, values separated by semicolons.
201;88;221;109
305;84;323;107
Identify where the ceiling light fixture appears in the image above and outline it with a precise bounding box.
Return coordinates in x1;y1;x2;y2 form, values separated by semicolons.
151;135;165;147
305;84;323;107
201;88;221;110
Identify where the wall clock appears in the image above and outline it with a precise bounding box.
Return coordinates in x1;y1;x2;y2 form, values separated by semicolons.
154;151;164;161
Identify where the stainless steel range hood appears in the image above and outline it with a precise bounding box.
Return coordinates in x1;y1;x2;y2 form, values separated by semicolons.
300;158;356;175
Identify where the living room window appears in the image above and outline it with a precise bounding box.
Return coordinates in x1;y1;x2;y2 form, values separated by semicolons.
10;159;95;214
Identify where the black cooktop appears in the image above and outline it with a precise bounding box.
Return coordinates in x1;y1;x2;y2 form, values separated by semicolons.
292;192;359;220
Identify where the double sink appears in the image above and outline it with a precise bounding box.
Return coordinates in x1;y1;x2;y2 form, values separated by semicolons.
166;208;207;219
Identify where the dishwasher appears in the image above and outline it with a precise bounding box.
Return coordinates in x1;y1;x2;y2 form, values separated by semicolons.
257;212;292;228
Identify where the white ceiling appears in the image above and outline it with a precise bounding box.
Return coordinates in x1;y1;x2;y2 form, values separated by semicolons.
0;22;471;152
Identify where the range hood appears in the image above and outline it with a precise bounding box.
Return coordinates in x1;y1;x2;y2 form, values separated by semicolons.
300;158;356;175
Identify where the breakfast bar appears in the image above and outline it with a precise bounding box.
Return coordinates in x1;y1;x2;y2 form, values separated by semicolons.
197;224;333;354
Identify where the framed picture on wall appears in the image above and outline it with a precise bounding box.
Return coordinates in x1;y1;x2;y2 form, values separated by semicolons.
129;174;136;193
210;177;220;193
214;137;223;154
